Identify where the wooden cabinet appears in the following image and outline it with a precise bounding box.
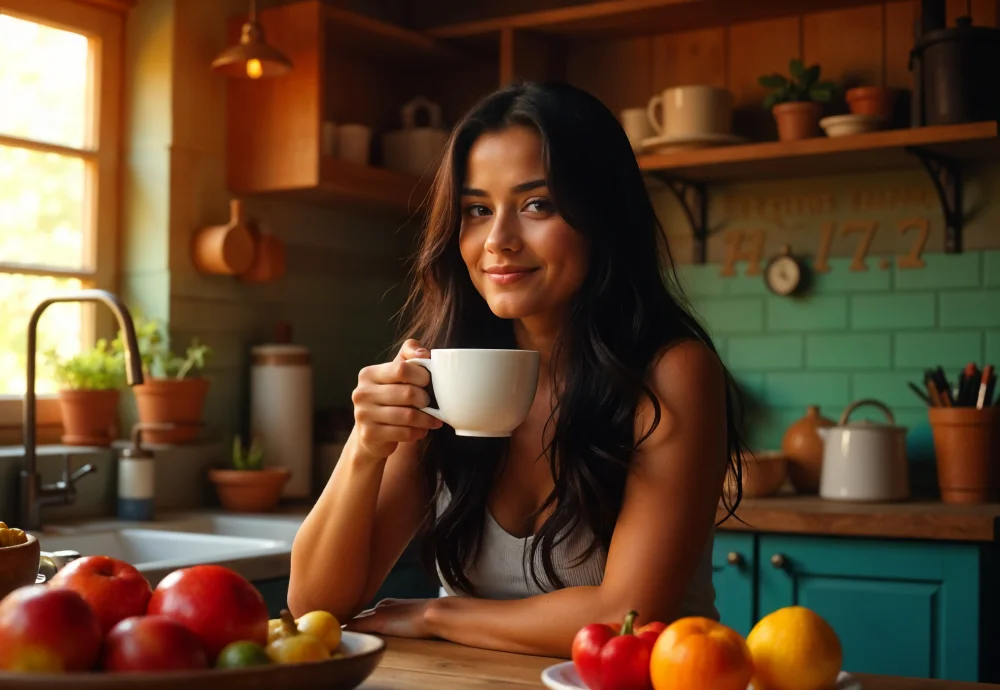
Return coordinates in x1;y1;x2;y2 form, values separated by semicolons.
222;1;496;215
712;531;991;682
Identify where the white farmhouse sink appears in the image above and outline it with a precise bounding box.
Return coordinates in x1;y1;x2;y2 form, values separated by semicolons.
151;514;303;543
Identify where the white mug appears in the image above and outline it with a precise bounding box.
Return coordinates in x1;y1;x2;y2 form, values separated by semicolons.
409;349;540;437
337;124;372;164
620;107;654;152
646;85;734;138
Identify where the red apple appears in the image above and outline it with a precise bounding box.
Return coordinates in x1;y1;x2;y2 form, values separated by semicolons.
147;565;268;662
48;555;153;636
102;615;208;672
0;585;102;672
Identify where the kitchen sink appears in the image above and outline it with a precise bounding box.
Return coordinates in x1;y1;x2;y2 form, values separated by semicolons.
150;514;303;543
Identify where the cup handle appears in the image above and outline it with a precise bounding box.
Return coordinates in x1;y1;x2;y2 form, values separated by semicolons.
407;359;446;423
646;95;663;135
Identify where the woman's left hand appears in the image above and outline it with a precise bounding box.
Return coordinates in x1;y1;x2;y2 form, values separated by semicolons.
345;598;434;639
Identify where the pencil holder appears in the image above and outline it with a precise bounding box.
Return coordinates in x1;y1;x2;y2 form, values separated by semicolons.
928;407;1000;504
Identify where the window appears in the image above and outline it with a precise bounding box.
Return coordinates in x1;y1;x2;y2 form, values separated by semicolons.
0;0;125;437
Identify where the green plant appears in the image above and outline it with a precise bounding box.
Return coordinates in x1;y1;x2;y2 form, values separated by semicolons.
759;59;837;109
46;339;126;391
113;316;213;379
231;435;264;470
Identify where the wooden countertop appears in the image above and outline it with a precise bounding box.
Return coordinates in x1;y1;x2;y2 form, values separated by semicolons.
716;495;1000;542
358;638;995;689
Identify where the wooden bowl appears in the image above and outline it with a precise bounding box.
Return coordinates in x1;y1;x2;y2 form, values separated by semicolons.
0;533;40;601
726;451;788;498
0;631;385;689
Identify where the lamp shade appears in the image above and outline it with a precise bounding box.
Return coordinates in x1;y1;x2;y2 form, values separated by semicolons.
212;5;292;79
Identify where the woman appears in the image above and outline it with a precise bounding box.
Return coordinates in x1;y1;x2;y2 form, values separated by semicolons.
287;80;747;658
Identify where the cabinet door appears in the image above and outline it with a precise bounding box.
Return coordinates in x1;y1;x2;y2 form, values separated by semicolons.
712;532;755;637
757;535;979;681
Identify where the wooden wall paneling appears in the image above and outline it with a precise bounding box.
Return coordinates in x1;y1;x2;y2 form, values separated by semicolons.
401;57;502;130
727;16;801;140
802;5;885;91
651;27;727;91
323;53;399;167
884;1;918;89
565;36;654;119
226;1;322;192
947;0;998;25
500;28;566;84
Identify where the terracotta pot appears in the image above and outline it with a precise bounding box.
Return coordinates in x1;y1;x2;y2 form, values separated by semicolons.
239;233;286;284
782;405;835;494
846;86;895;120
191;198;256;276
772;101;823;141
929;406;1000;504
726;450;788;499
0;533;40;601
208;468;291;512
132;378;209;445
57;389;120;446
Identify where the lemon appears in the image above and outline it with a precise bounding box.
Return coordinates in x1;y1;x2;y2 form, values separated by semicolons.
267;618;287;645
746;606;842;690
297;610;342;652
264;609;331;665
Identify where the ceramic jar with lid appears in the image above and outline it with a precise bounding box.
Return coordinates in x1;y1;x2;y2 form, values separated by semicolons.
781;405;835;493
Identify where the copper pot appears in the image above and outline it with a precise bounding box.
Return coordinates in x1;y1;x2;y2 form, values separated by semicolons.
782;405;835;493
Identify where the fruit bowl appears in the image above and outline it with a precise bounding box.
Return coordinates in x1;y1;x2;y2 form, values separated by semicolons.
0;630;385;690
0;532;40;601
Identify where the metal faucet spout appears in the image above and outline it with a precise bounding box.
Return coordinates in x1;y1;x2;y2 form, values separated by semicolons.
19;289;145;531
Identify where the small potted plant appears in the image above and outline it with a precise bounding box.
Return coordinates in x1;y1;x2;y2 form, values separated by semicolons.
759;59;837;141
46;339;125;446
117;317;213;445
208;435;291;512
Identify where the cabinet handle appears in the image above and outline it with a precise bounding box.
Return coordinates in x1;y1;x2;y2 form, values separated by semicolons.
726;551;744;567
770;553;787;569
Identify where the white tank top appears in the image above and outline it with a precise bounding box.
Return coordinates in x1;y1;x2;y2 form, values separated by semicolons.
434;485;719;620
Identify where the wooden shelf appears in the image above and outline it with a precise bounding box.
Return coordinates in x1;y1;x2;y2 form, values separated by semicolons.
428;0;880;42
638;121;1000;261
323;5;459;64
637;121;1000;182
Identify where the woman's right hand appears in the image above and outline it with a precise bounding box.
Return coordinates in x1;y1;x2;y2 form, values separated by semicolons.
351;339;444;462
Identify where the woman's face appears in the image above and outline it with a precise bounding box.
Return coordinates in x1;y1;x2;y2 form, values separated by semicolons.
458;125;589;322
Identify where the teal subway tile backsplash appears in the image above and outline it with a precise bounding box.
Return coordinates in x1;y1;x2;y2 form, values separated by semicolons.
764;372;851;407
893;252;981;290
850;293;935;330
984;251;1000;287
851;371;928;409
726;335;804;370
894;331;983;369
694;298;765;334
806;333;891;369
939;290;1000;328
766;296;848;332
812;258;891;292
724;273;771;296
675;264;726;296
986;331;1000;366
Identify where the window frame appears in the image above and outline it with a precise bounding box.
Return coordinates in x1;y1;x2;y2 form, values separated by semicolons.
0;0;126;441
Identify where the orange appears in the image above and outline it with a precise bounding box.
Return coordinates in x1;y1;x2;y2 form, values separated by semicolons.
745;606;842;690
649;616;753;690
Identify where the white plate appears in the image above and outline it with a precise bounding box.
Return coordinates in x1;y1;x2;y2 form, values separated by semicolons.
640;132;748;154
541;661;862;690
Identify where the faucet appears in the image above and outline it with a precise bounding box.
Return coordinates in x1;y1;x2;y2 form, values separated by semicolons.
19;290;144;531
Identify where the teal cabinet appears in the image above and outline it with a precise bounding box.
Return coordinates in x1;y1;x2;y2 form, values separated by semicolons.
711;532;986;682
758;535;979;682
711;532;755;637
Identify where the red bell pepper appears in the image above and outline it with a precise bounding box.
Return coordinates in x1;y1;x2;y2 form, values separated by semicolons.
571;610;661;690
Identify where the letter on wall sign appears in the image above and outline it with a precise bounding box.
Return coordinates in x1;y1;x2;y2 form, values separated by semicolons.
720;229;764;277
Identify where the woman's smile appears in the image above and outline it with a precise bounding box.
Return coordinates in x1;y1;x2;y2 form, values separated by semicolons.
484;264;540;285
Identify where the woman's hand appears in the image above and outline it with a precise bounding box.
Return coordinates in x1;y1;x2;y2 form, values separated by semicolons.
345;598;434;639
352;339;443;462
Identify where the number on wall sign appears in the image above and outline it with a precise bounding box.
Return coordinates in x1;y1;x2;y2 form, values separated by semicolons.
897;217;929;269
842;220;878;272
720;229;765;277
813;222;835;273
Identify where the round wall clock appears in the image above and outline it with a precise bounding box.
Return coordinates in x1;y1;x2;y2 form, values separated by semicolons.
763;245;808;297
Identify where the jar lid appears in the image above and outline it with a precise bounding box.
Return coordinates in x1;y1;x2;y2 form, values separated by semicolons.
252;344;310;366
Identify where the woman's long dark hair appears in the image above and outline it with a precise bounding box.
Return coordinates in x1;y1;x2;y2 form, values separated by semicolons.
397;80;747;596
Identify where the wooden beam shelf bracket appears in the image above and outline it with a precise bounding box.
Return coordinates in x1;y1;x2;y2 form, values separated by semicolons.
906;147;963;254
648;172;709;264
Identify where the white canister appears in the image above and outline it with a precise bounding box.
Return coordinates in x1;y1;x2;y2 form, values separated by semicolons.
250;344;313;498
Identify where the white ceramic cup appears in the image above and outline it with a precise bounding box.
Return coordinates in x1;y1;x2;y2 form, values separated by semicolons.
337;124;372;164
620;107;654;152
409;349;540;437
646;85;734;138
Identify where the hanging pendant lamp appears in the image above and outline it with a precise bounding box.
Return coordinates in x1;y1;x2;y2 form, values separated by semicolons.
212;0;292;79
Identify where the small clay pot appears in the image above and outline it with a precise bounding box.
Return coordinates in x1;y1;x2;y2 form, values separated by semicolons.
0;533;41;601
58;389;120;446
929;406;1000;504
782;405;835;493
726;450;788;499
772;101;823;141
209;468;291;513
191;199;256;276
846;86;895;121
132;378;210;445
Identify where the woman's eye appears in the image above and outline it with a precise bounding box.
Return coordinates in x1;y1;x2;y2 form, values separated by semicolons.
524;198;555;214
464;203;491;217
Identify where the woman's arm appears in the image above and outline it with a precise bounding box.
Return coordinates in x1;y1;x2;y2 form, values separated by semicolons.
353;340;731;658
